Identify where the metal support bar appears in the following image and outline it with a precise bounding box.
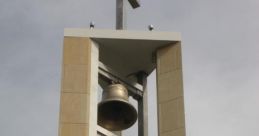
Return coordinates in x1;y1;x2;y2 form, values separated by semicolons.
116;0;125;30
137;72;148;136
97;125;118;136
98;62;143;99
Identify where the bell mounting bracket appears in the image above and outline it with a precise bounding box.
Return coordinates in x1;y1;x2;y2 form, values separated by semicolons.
98;61;144;99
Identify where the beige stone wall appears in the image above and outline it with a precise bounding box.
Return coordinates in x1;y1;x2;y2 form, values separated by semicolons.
156;42;186;136
59;37;99;136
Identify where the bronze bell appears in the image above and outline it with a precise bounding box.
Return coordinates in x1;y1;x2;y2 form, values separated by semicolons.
98;84;137;131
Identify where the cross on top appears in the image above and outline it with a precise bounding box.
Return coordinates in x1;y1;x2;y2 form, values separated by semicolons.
128;0;140;8
116;0;140;29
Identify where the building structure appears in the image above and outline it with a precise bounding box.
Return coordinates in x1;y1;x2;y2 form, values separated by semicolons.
58;29;186;136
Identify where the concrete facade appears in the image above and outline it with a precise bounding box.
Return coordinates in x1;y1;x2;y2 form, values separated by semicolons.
156;43;185;136
58;29;185;136
59;37;99;136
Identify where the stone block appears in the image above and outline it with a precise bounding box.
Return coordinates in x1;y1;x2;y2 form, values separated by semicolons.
63;37;91;65
60;93;89;124
59;123;88;136
160;128;186;136
61;64;90;93
158;98;185;133
157;70;183;103
157;43;182;75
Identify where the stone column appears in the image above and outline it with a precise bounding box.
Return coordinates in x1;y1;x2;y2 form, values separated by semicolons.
156;42;186;136
58;37;99;136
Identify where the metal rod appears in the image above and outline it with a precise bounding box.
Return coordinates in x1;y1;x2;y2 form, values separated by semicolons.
116;0;124;30
97;125;118;136
137;72;148;136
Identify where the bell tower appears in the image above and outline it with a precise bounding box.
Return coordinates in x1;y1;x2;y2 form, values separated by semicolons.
58;1;185;136
58;29;185;136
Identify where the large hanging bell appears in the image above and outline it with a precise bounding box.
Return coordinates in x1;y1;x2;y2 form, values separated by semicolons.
98;84;137;131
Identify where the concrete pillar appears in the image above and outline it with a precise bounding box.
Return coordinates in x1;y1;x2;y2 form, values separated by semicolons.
156;42;186;136
58;37;99;136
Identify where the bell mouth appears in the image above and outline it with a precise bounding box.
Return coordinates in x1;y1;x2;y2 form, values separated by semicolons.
98;99;138;131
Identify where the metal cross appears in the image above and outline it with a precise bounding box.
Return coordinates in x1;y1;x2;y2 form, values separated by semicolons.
116;0;140;30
